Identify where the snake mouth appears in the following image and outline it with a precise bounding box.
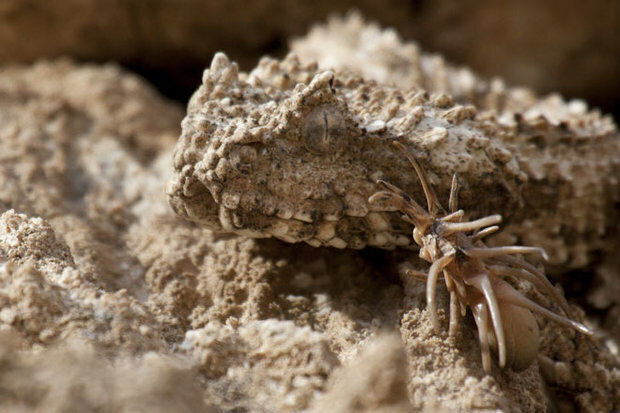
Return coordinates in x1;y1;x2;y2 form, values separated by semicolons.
167;163;415;249
211;196;414;250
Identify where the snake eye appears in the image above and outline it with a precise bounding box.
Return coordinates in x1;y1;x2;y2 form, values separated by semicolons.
302;104;346;154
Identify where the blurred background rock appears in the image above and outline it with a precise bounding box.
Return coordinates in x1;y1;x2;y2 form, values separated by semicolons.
1;0;618;118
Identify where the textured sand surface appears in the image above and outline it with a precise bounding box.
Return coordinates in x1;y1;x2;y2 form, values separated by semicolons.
0;44;618;413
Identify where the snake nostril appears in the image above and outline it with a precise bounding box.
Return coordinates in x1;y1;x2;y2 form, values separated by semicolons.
167;176;223;230
229;145;258;173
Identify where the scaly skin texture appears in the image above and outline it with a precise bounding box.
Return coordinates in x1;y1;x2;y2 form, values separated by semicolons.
167;52;619;273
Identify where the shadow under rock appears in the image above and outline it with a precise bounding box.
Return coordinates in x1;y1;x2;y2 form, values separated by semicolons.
251;237;409;334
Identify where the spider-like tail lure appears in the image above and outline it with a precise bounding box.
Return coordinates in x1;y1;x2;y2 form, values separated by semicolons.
368;141;593;373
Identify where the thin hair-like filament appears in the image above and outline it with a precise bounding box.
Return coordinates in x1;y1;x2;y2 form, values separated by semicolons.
426;254;455;333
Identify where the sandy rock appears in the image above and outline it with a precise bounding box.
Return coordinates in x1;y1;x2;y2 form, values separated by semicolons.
0;0;410;98
0;330;208;413
1;1;617;117
401;0;620;114
311;333;411;413
184;320;339;411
